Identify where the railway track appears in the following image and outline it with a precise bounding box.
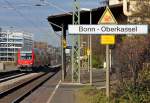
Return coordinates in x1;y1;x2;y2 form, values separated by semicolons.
0;70;20;79
0;67;60;103
0;73;28;83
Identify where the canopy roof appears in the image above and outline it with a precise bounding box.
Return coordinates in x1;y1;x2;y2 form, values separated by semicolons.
47;4;126;31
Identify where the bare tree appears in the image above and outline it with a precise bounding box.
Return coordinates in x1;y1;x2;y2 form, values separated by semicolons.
114;36;149;87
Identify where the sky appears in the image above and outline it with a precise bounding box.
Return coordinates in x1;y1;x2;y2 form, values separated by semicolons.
0;0;107;47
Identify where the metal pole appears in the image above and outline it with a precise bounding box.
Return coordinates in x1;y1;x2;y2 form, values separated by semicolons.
71;6;74;82
48;21;64;81
61;28;64;81
13;35;15;61
106;45;110;98
78;0;81;83
71;36;74;82
109;49;111;70
89;10;92;85
78;21;81;83
106;1;110;99
88;37;90;72
62;24;66;78
87;46;89;71
7;31;8;61
72;0;81;83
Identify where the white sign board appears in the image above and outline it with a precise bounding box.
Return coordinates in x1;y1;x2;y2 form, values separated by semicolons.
68;25;148;35
65;49;70;54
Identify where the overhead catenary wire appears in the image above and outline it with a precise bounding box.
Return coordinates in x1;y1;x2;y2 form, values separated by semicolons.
3;0;60;44
4;0;68;34
3;0;68;45
3;0;68;36
4;0;46;33
41;0;72;15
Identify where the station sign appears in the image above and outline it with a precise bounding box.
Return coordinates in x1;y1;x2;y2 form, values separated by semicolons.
101;35;115;45
68;7;148;37
65;49;70;54
68;25;148;35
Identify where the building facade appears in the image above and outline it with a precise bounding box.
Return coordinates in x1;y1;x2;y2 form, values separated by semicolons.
0;31;33;61
109;0;122;5
34;41;48;50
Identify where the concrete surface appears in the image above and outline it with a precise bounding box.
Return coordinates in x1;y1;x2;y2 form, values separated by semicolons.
0;63;5;71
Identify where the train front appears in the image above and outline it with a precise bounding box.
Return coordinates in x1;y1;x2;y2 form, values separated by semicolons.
17;50;34;70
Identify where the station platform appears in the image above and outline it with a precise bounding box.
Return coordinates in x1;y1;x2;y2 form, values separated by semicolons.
0;65;18;73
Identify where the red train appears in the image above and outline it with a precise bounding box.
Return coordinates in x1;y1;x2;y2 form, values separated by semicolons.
17;49;51;71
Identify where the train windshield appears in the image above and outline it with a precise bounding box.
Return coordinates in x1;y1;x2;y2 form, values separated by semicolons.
20;51;32;60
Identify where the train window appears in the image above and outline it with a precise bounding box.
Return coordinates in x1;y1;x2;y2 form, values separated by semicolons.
20;53;32;60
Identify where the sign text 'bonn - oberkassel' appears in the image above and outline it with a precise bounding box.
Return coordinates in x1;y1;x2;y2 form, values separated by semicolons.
68;25;148;35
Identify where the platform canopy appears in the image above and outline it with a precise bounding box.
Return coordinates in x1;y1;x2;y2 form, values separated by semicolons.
47;4;126;32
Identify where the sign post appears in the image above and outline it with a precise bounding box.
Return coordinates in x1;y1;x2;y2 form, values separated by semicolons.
106;44;110;98
98;6;117;99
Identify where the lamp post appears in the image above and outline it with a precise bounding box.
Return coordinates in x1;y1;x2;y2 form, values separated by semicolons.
48;21;66;81
80;8;92;85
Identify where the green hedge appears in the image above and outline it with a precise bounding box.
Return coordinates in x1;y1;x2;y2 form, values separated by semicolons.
92;55;104;69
